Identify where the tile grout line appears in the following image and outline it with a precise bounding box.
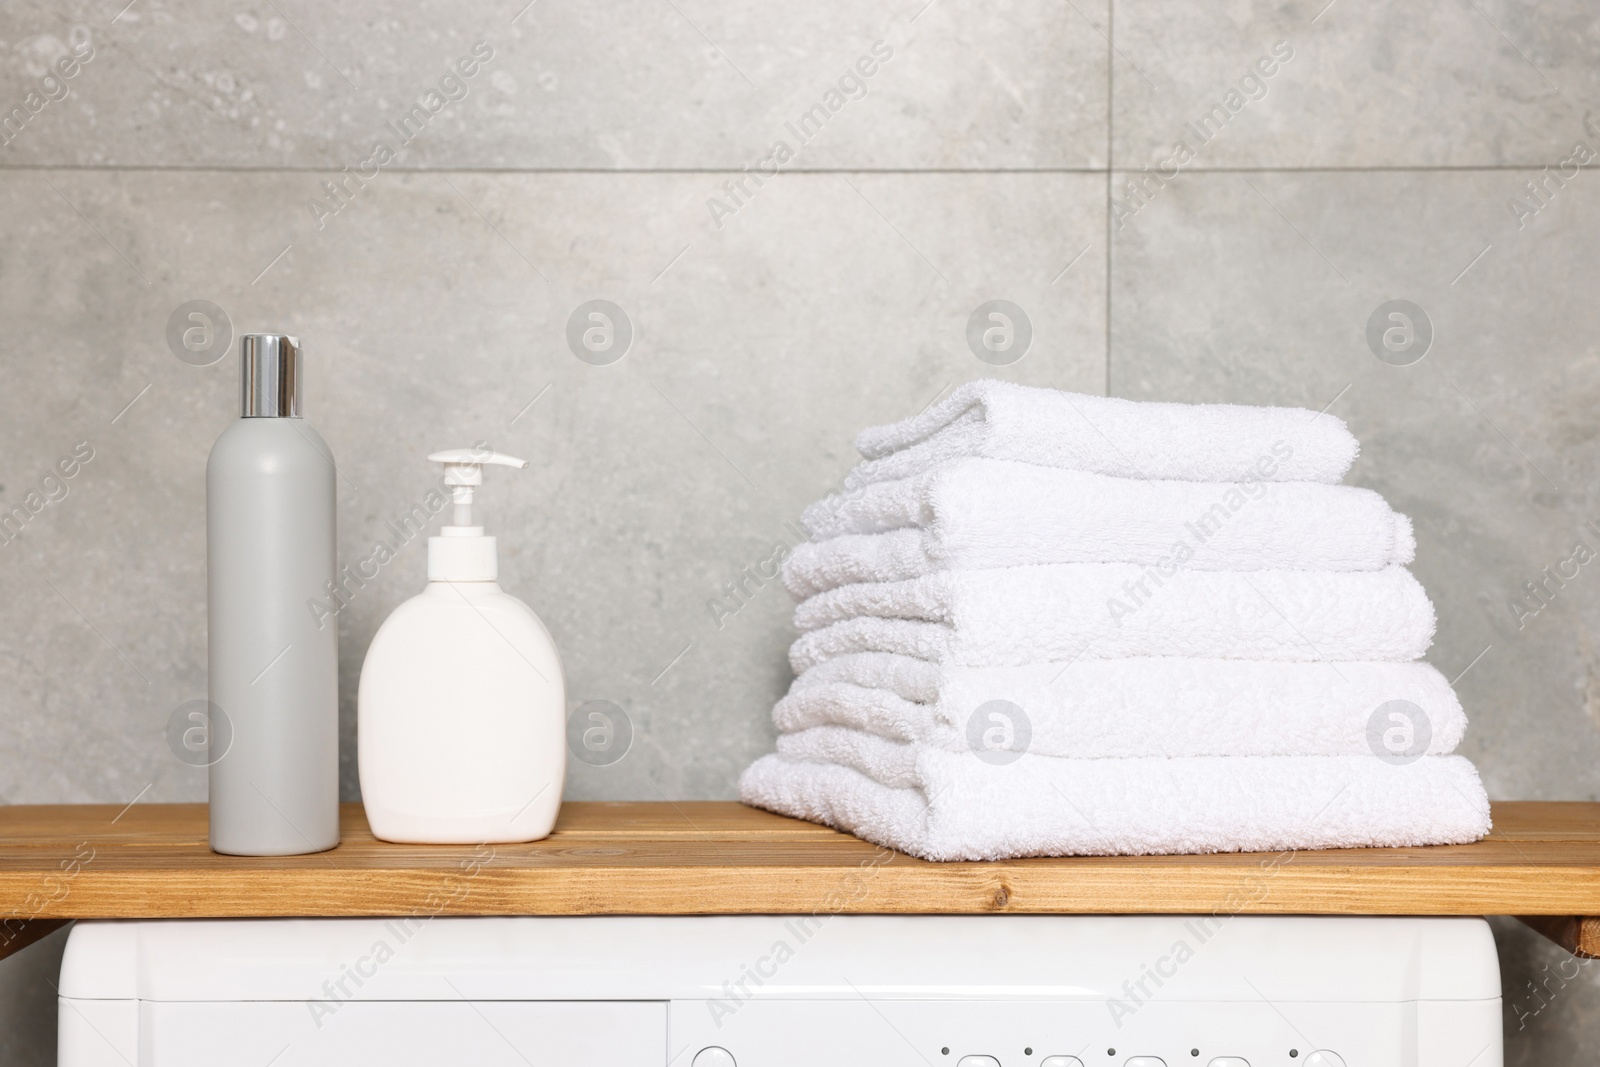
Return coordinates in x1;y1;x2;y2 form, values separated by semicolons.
1104;163;1578;173
0;163;1111;175
1104;0;1114;399
0;163;1582;176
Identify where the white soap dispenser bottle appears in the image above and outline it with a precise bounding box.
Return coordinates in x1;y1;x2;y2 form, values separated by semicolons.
357;447;566;843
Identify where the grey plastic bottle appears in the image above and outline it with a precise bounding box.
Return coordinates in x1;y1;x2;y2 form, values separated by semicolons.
207;334;339;855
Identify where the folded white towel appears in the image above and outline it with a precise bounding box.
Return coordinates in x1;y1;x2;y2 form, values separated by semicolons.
789;564;1435;671
775;654;1465;758
841;379;1359;488
739;745;1491;860
789;458;1414;598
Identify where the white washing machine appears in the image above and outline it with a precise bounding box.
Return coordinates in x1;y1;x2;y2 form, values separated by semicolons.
58;914;1501;1067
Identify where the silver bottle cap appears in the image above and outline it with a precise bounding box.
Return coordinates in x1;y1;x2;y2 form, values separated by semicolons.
240;334;302;418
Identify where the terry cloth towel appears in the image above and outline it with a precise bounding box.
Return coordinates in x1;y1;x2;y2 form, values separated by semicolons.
789;458;1415;599
739;746;1491;861
845;379;1359;487
774;654;1466;758
789;564;1436;671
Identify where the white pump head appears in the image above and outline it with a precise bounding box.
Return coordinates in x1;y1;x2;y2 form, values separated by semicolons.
425;447;528;581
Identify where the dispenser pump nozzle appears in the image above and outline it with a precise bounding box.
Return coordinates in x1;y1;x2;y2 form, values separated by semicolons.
427;448;529;531
425;447;528;581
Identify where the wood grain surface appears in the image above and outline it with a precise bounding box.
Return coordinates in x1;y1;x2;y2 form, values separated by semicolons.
2;801;1597;926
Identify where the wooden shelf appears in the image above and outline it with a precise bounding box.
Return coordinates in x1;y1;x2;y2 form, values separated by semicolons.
4;801;1599;961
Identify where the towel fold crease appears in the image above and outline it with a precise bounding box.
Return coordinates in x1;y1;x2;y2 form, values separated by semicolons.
776;654;1465;758
845;379;1359;486
791;458;1412;598
740;746;1491;861
790;564;1436;670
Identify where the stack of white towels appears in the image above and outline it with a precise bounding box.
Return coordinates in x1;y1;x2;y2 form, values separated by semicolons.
740;380;1492;861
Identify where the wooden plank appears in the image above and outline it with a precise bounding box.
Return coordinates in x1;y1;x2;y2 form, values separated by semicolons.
2;801;1598;920
1519;915;1600;959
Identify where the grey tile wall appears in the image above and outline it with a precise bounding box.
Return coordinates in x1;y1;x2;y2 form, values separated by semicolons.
0;0;1108;168
1112;0;1600;169
1;0;1598;1063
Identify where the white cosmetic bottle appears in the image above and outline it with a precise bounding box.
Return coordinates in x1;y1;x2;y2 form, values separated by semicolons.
357;448;566;843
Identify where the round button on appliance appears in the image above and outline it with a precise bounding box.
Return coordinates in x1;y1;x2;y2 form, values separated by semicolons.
1041;1058;1084;1067
956;1057;1000;1067
1304;1054;1345;1067
692;1048;736;1067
